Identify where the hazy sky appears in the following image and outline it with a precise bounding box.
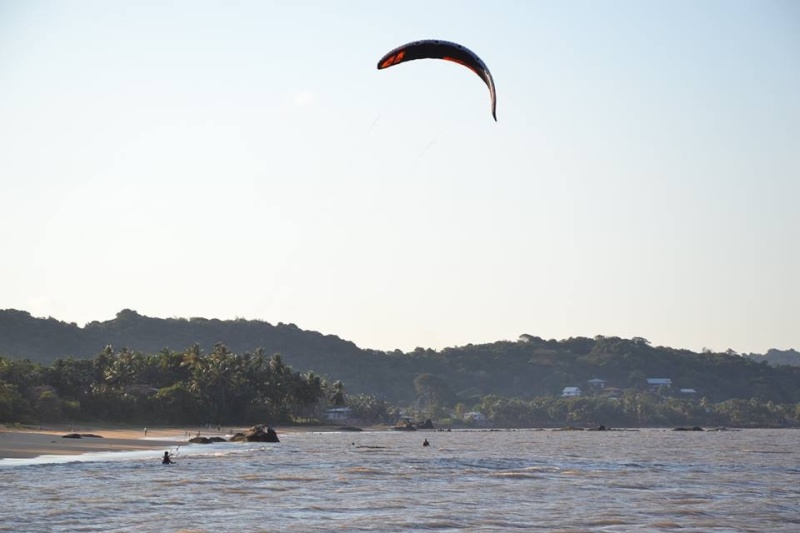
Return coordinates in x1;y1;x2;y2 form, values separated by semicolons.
1;1;798;354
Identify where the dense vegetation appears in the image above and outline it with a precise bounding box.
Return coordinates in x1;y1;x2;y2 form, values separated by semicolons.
1;347;798;428
745;348;800;367
0;345;396;427
1;309;799;428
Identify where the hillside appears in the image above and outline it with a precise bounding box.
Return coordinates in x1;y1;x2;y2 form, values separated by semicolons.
0;308;382;391
1;309;799;404
745;348;800;367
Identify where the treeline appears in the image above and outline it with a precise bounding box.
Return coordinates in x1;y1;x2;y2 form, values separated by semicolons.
469;394;800;428
394;335;800;406
0;345;394;427
745;348;800;367
2;309;800;407
0;308;364;368
0;308;395;398
2;346;800;429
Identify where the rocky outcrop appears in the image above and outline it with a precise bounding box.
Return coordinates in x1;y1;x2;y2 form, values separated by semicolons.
229;425;280;443
392;418;434;431
673;426;704;431
419;418;434;430
62;433;104;439
187;435;229;444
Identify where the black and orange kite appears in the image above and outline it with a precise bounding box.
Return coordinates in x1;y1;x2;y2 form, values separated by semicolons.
377;39;497;121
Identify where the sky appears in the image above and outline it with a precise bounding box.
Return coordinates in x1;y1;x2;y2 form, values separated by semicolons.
1;1;798;355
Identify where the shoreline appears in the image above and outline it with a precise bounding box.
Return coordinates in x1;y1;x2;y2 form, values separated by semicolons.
1;423;793;462
0;423;370;461
0;424;224;460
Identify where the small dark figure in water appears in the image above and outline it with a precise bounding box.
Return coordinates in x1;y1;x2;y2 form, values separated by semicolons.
423;439;430;447
162;451;174;464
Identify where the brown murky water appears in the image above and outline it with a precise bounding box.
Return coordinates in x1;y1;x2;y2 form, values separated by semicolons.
2;428;799;531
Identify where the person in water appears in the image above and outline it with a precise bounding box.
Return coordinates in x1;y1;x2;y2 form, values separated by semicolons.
162;451;174;464
423;439;430;447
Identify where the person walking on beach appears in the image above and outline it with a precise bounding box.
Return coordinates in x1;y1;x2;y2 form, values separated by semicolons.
162;451;174;464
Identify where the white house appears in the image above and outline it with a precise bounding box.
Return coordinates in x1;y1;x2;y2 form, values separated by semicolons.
562;387;582;397
463;411;488;425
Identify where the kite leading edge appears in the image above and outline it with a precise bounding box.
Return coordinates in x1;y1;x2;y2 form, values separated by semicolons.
377;39;497;121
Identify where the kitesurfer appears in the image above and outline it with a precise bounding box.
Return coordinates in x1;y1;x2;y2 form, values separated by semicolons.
423;439;430;447
162;451;174;464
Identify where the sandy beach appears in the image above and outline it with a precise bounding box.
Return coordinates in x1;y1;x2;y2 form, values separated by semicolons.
0;424;218;460
0;423;375;460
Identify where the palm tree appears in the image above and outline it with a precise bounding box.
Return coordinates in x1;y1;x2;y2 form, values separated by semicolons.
329;380;346;407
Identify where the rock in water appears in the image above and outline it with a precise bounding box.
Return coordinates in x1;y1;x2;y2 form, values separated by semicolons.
229;425;279;443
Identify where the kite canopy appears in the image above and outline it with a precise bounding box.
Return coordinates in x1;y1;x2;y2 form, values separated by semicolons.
377;39;497;121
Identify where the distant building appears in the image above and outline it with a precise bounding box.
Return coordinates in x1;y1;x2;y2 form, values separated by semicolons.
324;407;353;421
647;378;672;389
680;388;697;395
587;378;606;389
463;411;488;425
562;387;582;397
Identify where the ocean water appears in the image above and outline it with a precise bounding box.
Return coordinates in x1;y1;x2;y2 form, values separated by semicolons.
1;428;798;532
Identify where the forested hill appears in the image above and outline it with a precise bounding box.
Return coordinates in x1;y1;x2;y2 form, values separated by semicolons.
1;308;799;404
0;308;369;375
744;348;800;367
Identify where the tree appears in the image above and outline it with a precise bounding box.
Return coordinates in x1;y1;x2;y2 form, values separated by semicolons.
0;382;28;423
346;394;392;423
329;380;346;407
413;373;457;408
47;357;94;402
